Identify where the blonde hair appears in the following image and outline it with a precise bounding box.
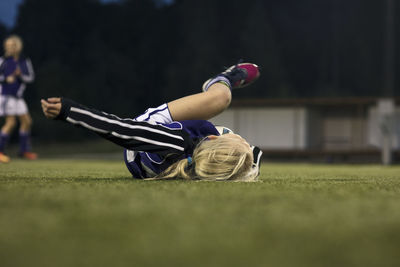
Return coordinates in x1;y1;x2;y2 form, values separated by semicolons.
152;137;256;182
4;35;23;57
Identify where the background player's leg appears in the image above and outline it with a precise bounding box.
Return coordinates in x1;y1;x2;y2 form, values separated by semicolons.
168;83;231;121
18;113;37;159
0;115;16;150
19;113;32;132
0;116;16;162
1;115;17;134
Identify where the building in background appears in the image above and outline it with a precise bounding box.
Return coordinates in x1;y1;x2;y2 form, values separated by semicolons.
210;98;400;162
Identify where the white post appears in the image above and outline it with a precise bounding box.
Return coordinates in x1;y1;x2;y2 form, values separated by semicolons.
378;99;395;165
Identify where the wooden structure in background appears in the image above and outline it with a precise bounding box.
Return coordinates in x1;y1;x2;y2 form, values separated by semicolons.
210;97;400;162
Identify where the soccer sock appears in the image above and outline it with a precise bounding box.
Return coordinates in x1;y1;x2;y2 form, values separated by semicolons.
19;131;32;153
0;132;10;153
203;76;232;92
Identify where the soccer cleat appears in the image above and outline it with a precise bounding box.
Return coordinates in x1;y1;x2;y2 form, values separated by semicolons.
0;152;10;163
202;62;260;91
19;151;38;160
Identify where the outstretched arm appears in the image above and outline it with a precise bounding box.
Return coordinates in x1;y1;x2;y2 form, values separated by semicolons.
41;98;194;156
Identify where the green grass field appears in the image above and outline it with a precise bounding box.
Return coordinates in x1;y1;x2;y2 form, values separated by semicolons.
1;157;400;267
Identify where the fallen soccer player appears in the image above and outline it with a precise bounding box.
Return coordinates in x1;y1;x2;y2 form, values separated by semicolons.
41;62;263;181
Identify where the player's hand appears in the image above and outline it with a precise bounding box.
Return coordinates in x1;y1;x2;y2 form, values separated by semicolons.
6;75;15;84
41;98;62;119
14;67;21;76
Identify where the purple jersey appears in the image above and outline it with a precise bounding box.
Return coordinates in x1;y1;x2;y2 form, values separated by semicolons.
0;56;35;97
124;120;219;178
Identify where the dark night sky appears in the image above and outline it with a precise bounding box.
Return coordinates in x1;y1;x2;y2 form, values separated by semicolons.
0;0;24;27
0;0;175;28
0;0;119;27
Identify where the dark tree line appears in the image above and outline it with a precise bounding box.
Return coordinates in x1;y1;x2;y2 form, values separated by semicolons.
0;0;399;140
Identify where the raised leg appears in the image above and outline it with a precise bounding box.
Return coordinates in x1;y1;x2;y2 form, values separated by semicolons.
169;62;260;121
168;82;231;121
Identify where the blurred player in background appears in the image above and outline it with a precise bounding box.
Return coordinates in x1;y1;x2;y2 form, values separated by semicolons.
0;35;37;163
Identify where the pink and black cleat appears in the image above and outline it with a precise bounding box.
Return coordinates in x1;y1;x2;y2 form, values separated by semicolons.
202;62;260;92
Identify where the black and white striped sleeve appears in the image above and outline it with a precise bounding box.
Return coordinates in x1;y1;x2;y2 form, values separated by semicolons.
56;98;194;156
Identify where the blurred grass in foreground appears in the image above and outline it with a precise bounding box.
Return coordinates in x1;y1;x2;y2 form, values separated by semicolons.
1;159;400;267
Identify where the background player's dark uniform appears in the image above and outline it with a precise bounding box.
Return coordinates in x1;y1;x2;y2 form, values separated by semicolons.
0;56;35;158
0;56;34;115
